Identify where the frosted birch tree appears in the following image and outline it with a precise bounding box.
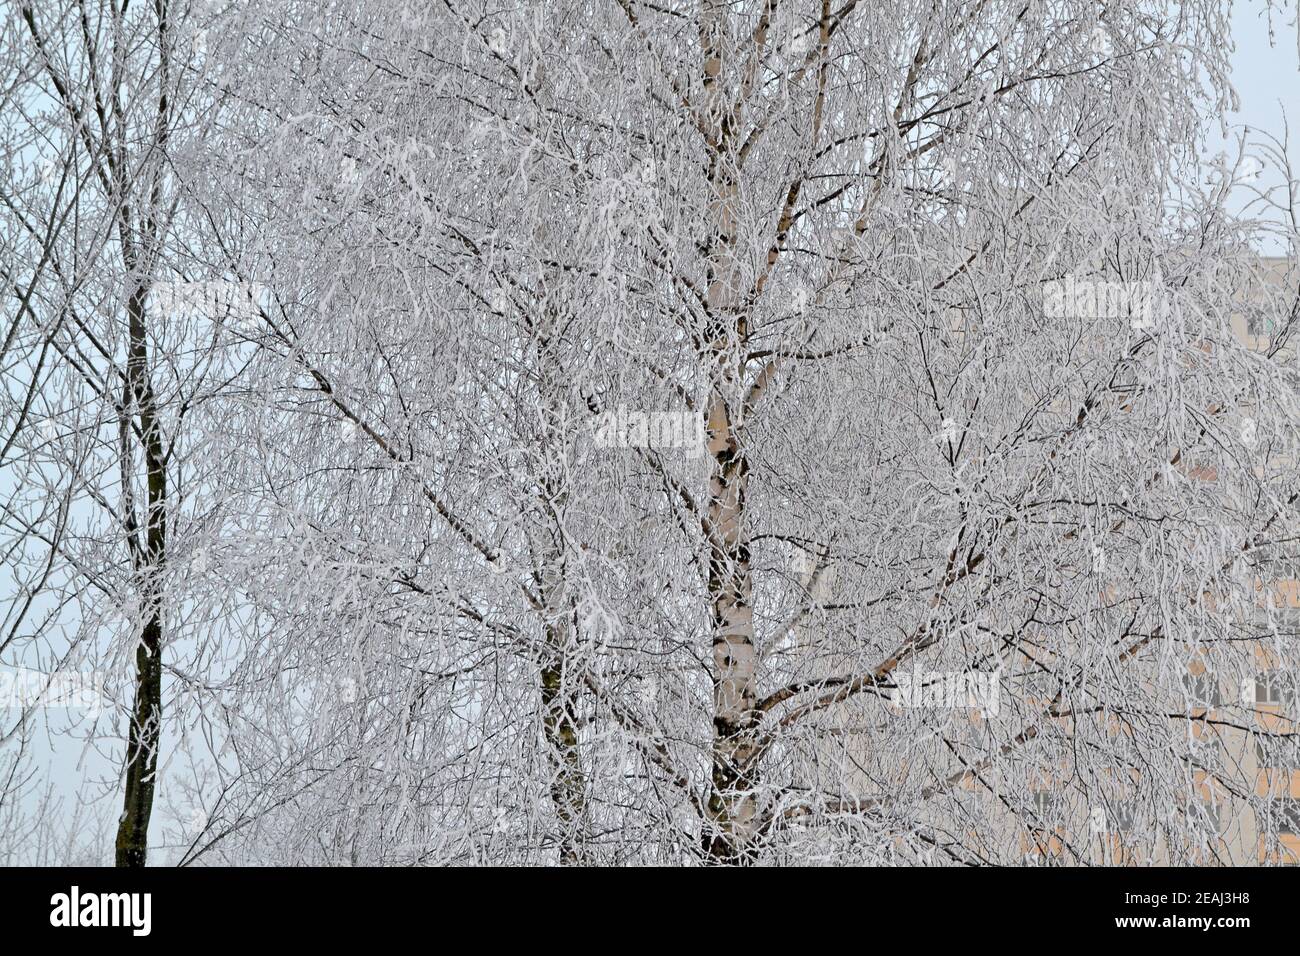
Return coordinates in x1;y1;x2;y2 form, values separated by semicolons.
170;0;1297;865
4;0;239;866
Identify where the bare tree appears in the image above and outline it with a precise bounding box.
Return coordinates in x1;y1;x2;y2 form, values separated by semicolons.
9;0;234;866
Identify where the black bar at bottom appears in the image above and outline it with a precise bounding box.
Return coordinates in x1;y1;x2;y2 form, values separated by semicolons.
0;866;1286;942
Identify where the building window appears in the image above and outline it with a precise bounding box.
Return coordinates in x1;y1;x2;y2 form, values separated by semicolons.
1251;548;1300;579
1183;672;1222;709
1111;799;1138;833
1256;671;1299;709
1193;800;1223;834
1266;799;1300;836
1254;734;1300;768
1264;606;1300;631
1029;790;1061;823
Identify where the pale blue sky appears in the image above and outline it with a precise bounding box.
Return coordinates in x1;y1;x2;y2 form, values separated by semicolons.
1228;2;1299;134
1218;2;1300;251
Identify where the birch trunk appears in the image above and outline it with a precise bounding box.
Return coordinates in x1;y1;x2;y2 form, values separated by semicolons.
532;310;587;862
700;0;759;863
539;558;585;863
